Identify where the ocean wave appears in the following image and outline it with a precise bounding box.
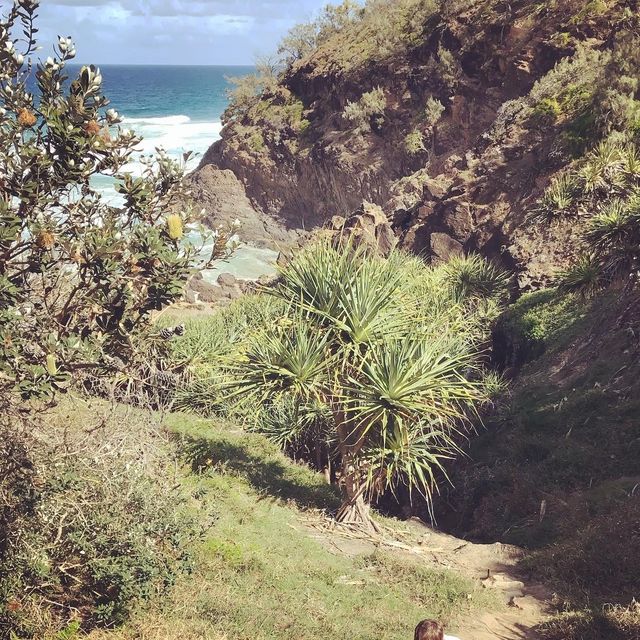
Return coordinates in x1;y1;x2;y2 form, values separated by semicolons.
94;114;223;204
122;114;192;125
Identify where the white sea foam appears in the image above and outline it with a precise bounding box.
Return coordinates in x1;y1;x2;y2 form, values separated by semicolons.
122;115;193;126
93;113;274;282
95;115;223;205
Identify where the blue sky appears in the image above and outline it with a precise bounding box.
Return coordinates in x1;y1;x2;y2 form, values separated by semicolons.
36;0;330;65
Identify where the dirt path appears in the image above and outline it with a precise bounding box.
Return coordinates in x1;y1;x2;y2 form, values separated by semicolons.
302;516;550;640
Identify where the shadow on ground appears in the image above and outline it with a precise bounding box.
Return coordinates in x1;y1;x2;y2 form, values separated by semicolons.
179;433;341;512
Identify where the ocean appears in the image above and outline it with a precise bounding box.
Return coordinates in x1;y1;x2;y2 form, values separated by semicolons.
56;64;277;282
90;64;253;202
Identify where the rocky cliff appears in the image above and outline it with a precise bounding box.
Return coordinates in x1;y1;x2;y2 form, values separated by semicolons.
192;0;639;289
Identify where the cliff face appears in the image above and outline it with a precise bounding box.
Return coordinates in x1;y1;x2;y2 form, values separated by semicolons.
194;0;639;286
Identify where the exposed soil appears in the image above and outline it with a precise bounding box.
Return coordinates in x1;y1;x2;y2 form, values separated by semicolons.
301;516;550;640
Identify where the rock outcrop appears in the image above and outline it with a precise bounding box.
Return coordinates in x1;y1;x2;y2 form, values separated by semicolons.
328;201;397;257
197;0;639;289
187;164;304;249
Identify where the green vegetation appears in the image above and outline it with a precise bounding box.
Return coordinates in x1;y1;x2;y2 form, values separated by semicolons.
0;6;227;636
405;129;426;154
539;604;640;640
0;401;203;637
4;0;640;637
531;140;640;293
444;287;640;638
0;2;233;407
530;97;562;126
276;0;363;67
224;0;444;126
343;86;387;132
526;36;640;155
173;242;507;529
492;288;590;368
85;411;495;640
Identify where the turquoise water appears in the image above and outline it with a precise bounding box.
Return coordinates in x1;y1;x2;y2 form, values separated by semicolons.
55;64;278;282
84;65;253;201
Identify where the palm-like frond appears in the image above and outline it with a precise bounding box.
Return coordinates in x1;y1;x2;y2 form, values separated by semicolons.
254;393;334;450
578;160;610;196
275;239;359;321
557;254;605;298
586;199;634;252
531;173;578;222
623;144;640;183
335;255;408;344
361;426;461;507
196;243;502;520
344;337;482;439
443;254;509;304
277;239;410;344
223;316;332;404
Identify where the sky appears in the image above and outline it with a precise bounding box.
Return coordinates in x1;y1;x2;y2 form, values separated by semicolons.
34;0;330;65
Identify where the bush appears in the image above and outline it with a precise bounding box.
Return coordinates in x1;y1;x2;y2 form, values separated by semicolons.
0;2;230;410
405;129;426;154
530;173;579;223
424;96;445;126
557;254;605;298
181;243;507;530
277;1;362;68
343;87;387;132
492;289;586;368
0;401;206;637
531;139;640;293
531;97;562;126
539;603;640;640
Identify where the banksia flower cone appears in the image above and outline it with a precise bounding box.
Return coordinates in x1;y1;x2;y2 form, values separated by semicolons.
84;119;101;135
17;107;37;128
35;230;56;250
166;214;183;240
46;354;58;376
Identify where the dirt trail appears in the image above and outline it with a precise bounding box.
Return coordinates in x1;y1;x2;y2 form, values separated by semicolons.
302;516;550;640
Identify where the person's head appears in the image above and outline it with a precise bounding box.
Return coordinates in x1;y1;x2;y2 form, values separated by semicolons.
414;619;444;640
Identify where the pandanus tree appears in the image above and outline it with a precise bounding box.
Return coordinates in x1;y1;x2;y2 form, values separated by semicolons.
227;241;507;529
0;0;231;406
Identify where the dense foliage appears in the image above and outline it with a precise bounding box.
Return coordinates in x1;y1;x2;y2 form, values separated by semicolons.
0;3;224;635
0;0;231;407
522;34;640;294
0;403;206;637
174;242;507;527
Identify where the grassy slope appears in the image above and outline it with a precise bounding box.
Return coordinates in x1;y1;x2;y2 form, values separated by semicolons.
437;287;640;638
90;413;495;640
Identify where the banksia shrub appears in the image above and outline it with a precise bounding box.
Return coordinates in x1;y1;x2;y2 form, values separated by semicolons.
0;2;232;405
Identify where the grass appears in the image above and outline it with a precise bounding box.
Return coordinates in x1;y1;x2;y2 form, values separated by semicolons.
538;603;640;640
440;287;640;638
492;288;598;368
88;411;496;640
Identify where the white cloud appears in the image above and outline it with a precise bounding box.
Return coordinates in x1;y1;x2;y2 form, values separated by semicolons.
36;0;328;64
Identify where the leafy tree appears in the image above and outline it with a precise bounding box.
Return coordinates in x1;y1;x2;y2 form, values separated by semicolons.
278;22;322;67
226;242;506;529
223;58;279;124
317;0;363;39
0;0;230;406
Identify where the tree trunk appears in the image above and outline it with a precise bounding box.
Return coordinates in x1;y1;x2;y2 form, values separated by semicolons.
333;414;380;533
335;453;380;533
